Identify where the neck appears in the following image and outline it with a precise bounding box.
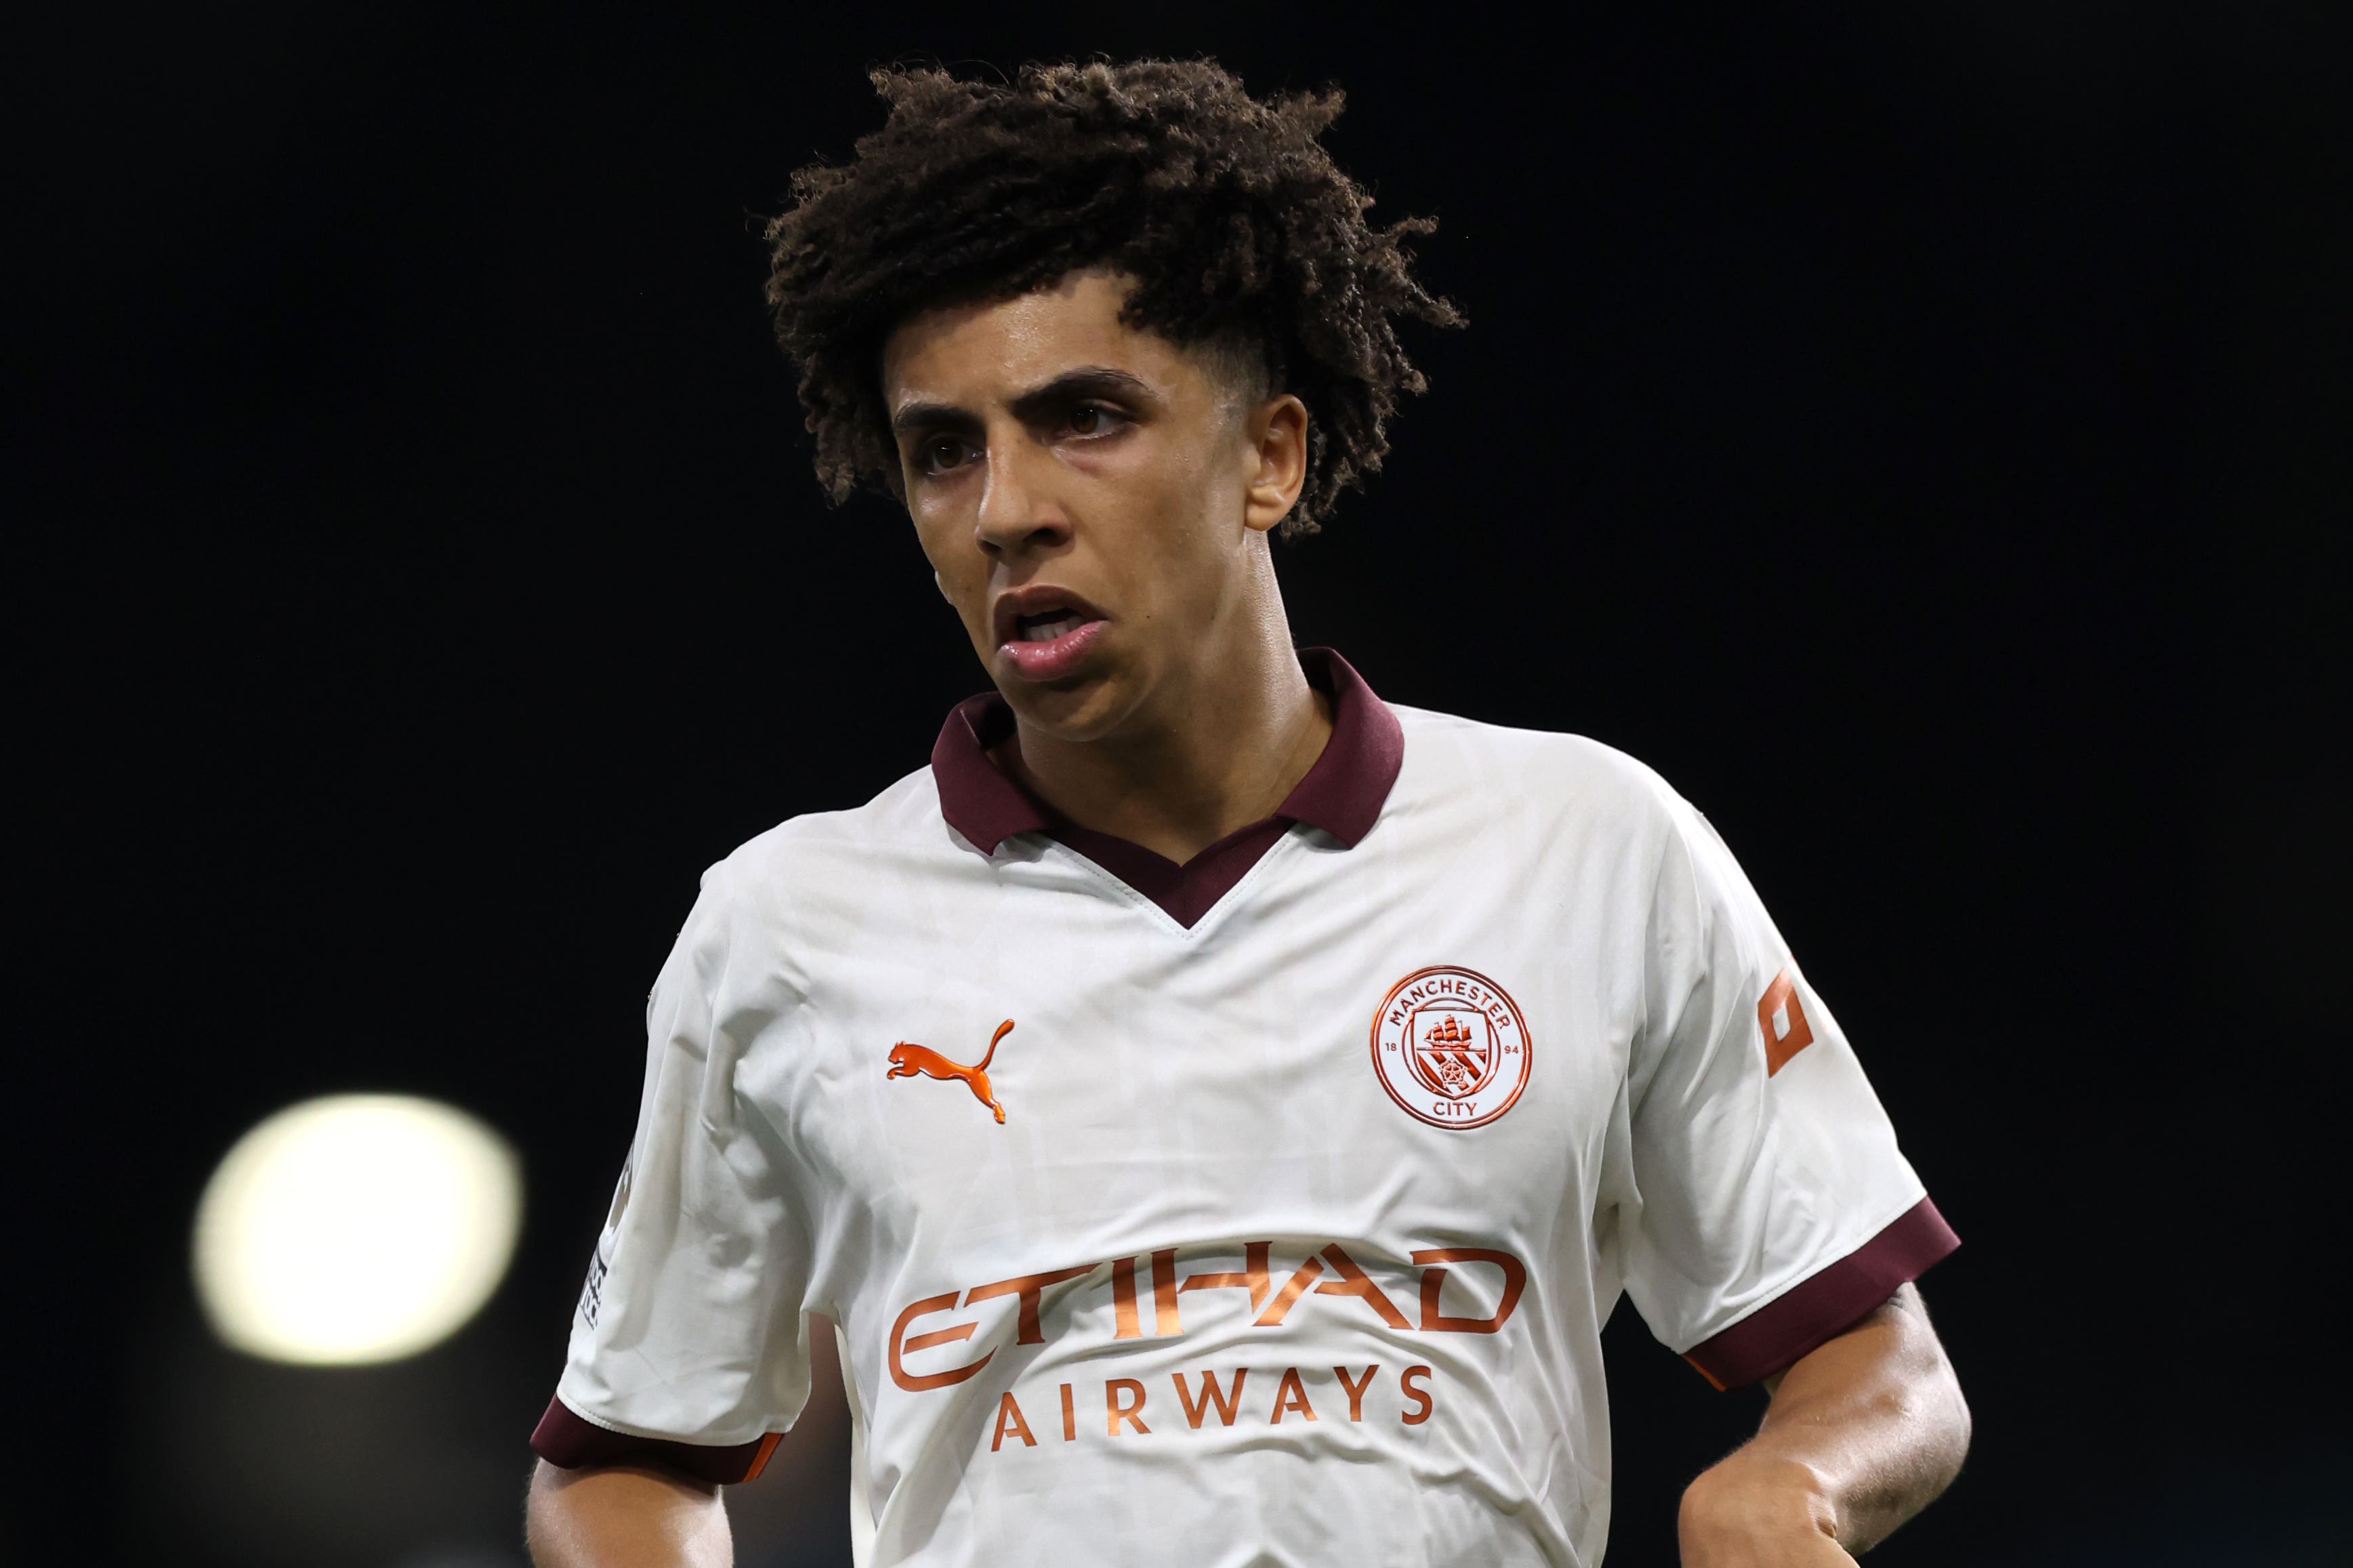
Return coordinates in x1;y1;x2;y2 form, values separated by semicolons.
1002;553;1330;864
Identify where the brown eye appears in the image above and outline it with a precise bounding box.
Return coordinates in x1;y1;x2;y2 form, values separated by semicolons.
1069;406;1101;435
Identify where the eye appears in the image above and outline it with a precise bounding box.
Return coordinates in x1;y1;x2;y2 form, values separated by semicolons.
919;435;975;475
1066;402;1125;438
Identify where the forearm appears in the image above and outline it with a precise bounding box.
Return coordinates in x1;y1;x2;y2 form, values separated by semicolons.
526;1460;732;1568
1681;1284;1970;1562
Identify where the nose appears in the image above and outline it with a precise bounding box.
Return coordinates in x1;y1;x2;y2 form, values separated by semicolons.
973;436;1071;559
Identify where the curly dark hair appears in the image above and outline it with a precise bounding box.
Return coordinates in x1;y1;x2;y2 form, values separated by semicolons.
763;58;1462;537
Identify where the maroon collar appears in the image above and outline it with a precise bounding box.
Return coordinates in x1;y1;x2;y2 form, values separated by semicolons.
929;649;1404;925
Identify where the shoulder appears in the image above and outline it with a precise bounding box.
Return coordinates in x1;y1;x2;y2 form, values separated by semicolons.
720;765;945;869
708;763;961;896
1389;702;1696;838
676;766;965;951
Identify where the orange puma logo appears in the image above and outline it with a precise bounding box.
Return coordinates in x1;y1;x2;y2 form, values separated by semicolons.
886;1019;1014;1124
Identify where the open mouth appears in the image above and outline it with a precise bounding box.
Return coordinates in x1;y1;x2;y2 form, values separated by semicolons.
1014;609;1091;643
993;588;1109;681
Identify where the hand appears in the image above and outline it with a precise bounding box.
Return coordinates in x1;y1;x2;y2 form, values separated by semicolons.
1677;1455;1860;1568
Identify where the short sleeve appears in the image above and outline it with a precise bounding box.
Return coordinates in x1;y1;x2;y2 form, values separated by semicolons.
530;862;816;1481
1619;793;1957;1389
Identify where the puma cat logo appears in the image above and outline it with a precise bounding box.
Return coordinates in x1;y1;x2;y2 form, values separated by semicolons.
886;1019;1014;1124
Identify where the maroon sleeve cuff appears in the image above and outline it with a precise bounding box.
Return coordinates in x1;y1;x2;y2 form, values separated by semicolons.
530;1395;781;1485
1682;1196;1959;1390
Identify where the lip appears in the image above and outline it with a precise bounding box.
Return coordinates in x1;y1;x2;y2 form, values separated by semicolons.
991;583;1111;685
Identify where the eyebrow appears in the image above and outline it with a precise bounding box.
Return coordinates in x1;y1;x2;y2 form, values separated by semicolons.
890;366;1158;437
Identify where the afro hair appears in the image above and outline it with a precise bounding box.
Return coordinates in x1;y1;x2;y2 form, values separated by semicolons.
763;58;1462;536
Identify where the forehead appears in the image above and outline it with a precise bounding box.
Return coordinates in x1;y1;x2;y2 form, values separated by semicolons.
881;270;1205;411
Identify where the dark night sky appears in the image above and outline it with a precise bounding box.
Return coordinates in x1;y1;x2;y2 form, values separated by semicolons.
11;6;2348;1565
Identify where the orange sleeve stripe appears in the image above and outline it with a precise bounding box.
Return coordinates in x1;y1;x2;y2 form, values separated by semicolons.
738;1430;785;1482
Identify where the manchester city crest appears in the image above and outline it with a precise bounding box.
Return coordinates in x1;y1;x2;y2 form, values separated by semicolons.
1369;965;1532;1130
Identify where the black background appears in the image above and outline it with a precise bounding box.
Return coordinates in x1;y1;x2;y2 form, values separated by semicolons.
12;5;2348;1565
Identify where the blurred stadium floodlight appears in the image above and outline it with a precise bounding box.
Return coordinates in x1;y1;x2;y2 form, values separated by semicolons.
193;1095;522;1365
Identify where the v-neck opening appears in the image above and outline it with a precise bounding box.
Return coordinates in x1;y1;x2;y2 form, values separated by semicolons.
928;648;1406;928
1032;808;1299;930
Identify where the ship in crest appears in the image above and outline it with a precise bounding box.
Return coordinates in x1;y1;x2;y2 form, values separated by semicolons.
1422;1015;1478;1048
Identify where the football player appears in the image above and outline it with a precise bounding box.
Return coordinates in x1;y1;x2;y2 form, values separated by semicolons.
526;60;1968;1568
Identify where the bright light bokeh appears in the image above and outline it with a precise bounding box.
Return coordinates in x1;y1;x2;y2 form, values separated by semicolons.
193;1094;522;1365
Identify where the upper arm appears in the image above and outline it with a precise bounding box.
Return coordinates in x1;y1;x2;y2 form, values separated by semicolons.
1757;1285;1922;1398
533;862;820;1477
1619;794;1958;1389
1758;1282;1965;1416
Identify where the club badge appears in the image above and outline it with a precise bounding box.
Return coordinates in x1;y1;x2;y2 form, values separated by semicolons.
1370;966;1531;1130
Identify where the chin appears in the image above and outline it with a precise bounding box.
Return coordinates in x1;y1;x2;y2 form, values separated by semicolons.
996;666;1134;742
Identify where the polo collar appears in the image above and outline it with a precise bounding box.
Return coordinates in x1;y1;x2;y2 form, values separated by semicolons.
930;648;1403;857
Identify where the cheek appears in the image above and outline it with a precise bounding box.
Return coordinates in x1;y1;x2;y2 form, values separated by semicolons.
911;513;991;630
1142;461;1242;580
908;487;968;568
1115;452;1219;546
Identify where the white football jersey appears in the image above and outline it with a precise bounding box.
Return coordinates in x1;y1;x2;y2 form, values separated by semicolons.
532;651;1956;1567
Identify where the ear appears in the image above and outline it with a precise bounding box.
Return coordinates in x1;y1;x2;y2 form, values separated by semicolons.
1241;394;1310;535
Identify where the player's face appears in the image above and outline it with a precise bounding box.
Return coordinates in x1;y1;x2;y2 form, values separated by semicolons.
882;269;1306;740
